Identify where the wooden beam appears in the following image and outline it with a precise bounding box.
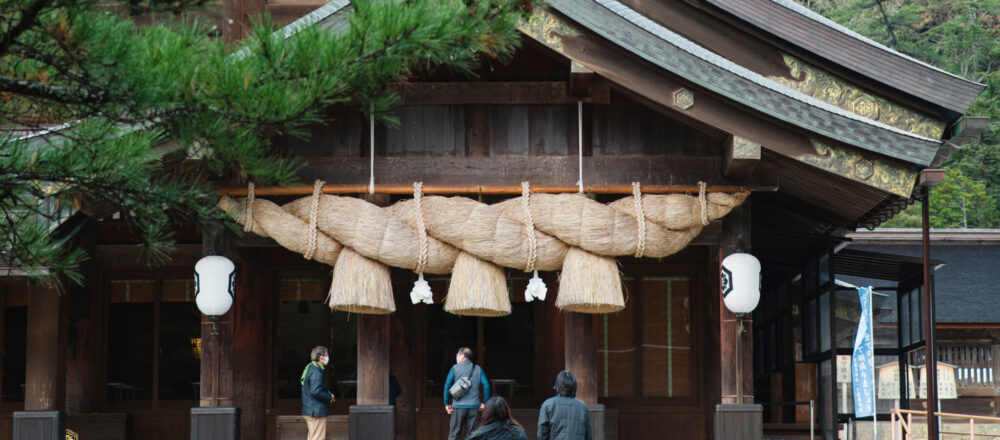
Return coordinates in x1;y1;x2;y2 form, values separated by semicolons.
274;156;776;190
723;136;761;178
391;81;609;105
950;116;989;145
570;61;595;97
919;169;946;188
264;3;326;26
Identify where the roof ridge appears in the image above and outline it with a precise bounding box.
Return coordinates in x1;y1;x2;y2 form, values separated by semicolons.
768;0;982;88
591;0;937;143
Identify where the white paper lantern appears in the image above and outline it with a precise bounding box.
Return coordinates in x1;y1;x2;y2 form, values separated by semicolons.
720;251;761;315
194;255;236;319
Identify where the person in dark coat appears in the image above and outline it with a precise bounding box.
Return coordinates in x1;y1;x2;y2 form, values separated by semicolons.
537;370;591;440
468;397;528;440
301;346;335;440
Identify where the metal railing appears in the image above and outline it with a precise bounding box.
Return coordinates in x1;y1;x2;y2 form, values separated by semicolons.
909;345;999;390
890;408;1000;439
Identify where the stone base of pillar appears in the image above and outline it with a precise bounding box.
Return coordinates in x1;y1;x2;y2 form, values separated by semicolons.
714;404;762;440
588;404;606;440
350;405;394;440
13;410;64;440
191;407;240;440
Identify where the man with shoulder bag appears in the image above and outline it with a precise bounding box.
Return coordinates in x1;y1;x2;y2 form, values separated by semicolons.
443;347;491;440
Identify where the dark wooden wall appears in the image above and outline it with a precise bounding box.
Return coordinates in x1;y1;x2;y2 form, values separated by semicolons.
278;88;722;161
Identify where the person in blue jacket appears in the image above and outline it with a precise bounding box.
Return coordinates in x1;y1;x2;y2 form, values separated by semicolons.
444;347;491;440
301;346;335;440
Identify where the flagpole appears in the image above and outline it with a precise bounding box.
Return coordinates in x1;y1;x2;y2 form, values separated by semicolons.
871;286;877;440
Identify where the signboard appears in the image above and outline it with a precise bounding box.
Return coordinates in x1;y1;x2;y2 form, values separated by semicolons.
836;355;852;383
918;363;958;399
876;362;916;400
851;286;875;418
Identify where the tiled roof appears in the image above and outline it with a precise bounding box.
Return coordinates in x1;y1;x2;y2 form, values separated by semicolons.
707;0;985;114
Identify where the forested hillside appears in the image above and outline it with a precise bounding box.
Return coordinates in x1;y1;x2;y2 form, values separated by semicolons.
796;0;1000;228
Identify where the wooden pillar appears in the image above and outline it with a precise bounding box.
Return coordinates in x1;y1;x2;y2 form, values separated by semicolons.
538;272;565;401
358;314;390;405
15;283;68;440
199;224;235;408
564;312;597;404
390;270;417;440
234;248;267;440
564;311;604;440
66;222;101;414
192;225;240;440
199;313;234;407
25;284;67;411
351;194;394;440
714;201;761;440
719;201;753;405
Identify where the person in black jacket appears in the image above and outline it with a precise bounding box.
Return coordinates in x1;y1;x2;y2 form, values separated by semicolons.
468;397;528;440
537;370;591;440
301;346;335;440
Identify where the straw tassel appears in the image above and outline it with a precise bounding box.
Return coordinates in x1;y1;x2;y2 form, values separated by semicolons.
409;182;433;304
521;182;547;302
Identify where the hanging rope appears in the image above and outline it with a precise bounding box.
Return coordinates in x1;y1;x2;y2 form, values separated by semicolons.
409;182;433;304
244;181;255;232
304;179;325;261
521;182;538;273
413;182;429;275
369;103;375;195
698;181;709;226
632;182;647;258
522;181;547;302
577;100;584;193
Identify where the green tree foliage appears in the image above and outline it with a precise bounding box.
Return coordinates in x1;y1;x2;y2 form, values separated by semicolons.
797;0;1000;228
1;0;526;283
883;169;1000;228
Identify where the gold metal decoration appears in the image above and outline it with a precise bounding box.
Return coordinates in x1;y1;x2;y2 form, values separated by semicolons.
66;429;79;440
770;55;945;139
673;88;694;110
517;9;581;53
797;140;917;197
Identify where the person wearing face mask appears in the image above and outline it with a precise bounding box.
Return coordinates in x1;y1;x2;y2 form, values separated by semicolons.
301;345;335;440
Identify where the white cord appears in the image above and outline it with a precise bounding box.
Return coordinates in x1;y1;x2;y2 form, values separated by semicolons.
369;103;375;195
577;100;583;193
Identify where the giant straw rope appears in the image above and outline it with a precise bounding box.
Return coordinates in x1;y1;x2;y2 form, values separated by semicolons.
218;183;748;314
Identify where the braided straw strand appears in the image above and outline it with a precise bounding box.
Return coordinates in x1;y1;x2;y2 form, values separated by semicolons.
413;182;429;275
304;180;325;260
698;181;709;226
521;182;539;273
632;182;646;258
244;182;255;232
